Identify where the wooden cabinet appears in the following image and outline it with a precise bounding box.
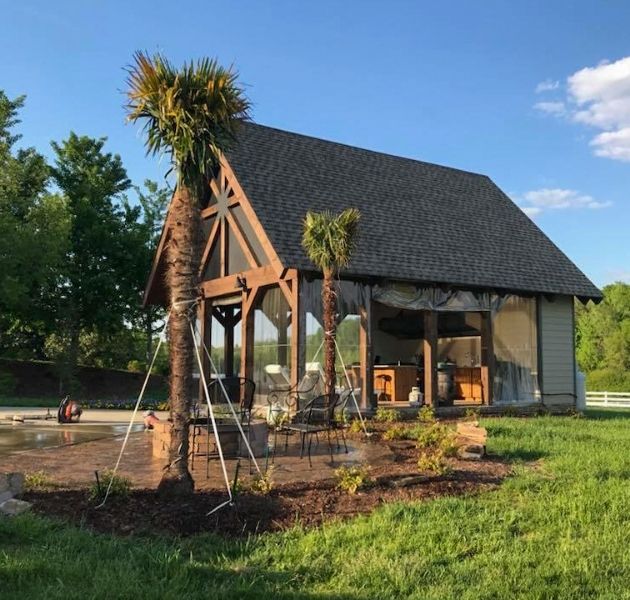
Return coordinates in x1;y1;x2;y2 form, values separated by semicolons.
454;367;482;401
373;365;418;402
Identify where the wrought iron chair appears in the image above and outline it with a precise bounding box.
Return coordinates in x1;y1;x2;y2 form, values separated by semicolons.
279;393;341;467
267;369;323;414
191;376;256;475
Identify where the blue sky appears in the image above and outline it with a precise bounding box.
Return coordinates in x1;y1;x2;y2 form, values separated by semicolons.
3;0;629;288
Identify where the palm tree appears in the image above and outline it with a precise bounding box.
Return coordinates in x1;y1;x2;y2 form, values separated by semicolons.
302;208;361;397
126;52;250;496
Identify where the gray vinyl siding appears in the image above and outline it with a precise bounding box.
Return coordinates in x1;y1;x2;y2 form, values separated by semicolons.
539;295;576;407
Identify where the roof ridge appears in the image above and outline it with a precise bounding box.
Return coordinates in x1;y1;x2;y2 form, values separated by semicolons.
241;120;490;180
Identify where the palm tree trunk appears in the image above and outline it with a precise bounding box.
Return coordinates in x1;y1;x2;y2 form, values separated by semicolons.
158;185;200;497
322;269;337;397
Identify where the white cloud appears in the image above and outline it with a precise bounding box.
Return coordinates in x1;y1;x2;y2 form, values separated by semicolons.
534;101;566;116
535;56;630;162
516;188;612;217
590;127;630;161
521;206;542;218
535;79;560;93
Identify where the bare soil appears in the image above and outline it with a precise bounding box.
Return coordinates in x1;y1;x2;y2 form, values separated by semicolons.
23;440;510;538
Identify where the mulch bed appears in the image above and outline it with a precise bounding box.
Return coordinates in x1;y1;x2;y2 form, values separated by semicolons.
22;440;511;538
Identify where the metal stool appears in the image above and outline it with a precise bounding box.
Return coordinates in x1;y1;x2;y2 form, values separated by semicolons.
377;374;392;402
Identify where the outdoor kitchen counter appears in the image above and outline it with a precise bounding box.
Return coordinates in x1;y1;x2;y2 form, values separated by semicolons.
373;365;418;402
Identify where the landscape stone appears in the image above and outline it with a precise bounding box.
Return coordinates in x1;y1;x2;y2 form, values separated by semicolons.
0;498;32;516
8;472;24;495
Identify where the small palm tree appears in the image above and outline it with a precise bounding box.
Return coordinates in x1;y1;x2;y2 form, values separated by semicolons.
302;208;361;397
126;52;249;496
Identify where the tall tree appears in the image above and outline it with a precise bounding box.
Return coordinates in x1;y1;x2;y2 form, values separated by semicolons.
0;91;70;357
302;208;361;396
122;179;170;364
126;52;250;496
48;134;132;389
576;282;630;373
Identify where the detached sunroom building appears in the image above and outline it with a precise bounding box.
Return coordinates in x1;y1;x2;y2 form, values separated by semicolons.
146;123;602;413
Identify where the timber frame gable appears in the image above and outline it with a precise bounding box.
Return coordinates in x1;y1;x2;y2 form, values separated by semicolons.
144;157;303;387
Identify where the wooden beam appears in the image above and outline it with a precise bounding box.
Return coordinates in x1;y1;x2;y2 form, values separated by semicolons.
224;306;235;377
211;307;226;327
220;218;227;277
240;285;260;379
198;217;220;277
221;157;285;275
290;275;301;388
278;277;293;305
201;265;279;299
225;211;258;269
480;311;494;405
201;197;240;220
423;311;438;408
359;300;373;410
198;299;211;405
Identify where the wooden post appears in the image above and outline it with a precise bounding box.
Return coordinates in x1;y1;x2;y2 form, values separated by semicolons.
241;286;259;381
360;298;374;410
290;276;303;389
480;311;494;405
199;299;211;404
224;306;234;377
277;305;289;368
423;311;438;408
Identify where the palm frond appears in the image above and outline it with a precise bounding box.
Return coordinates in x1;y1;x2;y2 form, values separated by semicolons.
302;208;361;274
125;51;250;187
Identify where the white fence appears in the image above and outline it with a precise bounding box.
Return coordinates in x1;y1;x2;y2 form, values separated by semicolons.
586;391;630;408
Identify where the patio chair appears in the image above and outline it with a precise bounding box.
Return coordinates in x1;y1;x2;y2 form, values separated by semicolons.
191;376;256;475
267;366;323;413
279;393;341;467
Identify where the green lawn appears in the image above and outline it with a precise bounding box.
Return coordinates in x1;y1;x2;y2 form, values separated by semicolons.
2;410;630;599
0;396;60;408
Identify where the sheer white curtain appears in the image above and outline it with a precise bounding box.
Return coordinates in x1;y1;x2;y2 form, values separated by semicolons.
252;287;292;396
493;296;540;404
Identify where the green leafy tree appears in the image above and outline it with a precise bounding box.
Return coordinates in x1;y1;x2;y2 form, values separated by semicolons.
576;282;630;390
122;180;170;365
0;92;70;358
302;208;361;396
48;134;132;389
126;52;250;495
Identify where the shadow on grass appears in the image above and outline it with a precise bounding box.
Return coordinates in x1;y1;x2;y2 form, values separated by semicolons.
488;448;548;463
584;408;630;421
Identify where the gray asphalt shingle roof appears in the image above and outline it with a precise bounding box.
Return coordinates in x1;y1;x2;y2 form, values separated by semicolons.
226;122;601;300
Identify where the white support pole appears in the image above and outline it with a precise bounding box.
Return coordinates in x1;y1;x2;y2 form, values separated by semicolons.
96;315;170;509
190;321;234;514
333;337;370;437
194;321;262;476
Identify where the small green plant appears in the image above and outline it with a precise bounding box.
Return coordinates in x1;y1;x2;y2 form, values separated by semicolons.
464;408;480;421
418;450;452;475
348;419;364;434
334;464;373;495
157;401;170;411
89;470;131;502
126;359;145;373
416;423;456;452
374;407;400;423
383;424;408;440
417;405;435;423
249;467;274;495
415;423;458;475
24;471;55;491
